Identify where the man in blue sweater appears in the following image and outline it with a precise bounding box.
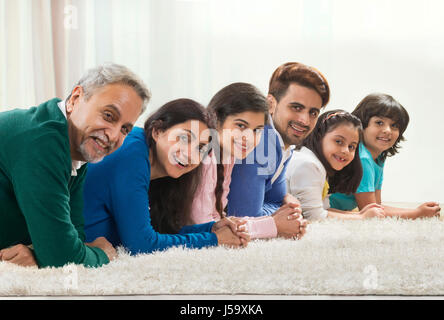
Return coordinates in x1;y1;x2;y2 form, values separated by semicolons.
227;62;330;220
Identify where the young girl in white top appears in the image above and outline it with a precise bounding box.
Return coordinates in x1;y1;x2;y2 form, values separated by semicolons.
286;109;385;221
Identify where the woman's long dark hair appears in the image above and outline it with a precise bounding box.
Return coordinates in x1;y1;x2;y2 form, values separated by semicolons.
207;82;269;218
145;98;215;233
351;93;409;162
302;109;363;194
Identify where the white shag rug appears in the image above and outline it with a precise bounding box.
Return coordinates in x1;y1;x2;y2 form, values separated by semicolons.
2;216;444;297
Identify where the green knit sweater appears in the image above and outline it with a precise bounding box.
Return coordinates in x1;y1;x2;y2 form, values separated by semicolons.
0;98;109;268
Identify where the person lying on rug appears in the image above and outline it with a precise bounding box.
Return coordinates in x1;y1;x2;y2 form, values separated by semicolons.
329;93;441;219
226;62;330;222
0;63;150;268
82;98;250;256
188;82;307;240
286;110;386;220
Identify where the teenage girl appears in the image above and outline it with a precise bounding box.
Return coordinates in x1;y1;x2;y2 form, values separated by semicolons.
189;82;307;240
329;93;441;219
286;109;386;220
82;98;249;255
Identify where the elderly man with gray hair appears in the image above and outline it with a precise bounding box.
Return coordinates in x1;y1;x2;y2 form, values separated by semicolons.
0;63;150;268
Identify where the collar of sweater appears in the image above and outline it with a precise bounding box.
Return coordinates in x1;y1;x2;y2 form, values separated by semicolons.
57;99;86;176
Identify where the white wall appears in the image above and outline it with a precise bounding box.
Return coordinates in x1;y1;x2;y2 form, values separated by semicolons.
139;0;444;203
1;0;443;202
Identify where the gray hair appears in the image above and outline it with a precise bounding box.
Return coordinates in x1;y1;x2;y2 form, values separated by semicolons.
66;63;151;113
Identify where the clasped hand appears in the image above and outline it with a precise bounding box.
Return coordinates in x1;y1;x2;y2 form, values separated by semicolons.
272;202;308;240
212;217;250;248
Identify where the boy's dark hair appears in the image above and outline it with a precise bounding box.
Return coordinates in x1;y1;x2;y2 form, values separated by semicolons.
302;109;363;194
351;93;409;162
207;82;269;218
144;98;215;233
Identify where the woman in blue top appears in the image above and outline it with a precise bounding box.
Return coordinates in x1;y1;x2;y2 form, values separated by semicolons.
329;93;441;219
82;98;249;255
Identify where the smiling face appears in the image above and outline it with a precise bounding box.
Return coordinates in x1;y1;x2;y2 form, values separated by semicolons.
363;116;400;160
268;83;323;149
218;111;265;160
152;120;210;179
66;84;143;163
321;123;360;171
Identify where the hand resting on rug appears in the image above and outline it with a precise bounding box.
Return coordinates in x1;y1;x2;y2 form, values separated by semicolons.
359;203;386;218
355;193;441;220
85;237;117;261
212;218;250;248
0;237;117;268
0;244;37;267
328;203;386;220
272;203;307;239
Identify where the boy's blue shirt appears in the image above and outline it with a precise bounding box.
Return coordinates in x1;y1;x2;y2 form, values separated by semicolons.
227;123;292;217
82;127;217;255
329;142;385;211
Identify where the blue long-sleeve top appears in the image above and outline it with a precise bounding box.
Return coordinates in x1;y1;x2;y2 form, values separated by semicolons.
82;127;218;254
227;123;293;217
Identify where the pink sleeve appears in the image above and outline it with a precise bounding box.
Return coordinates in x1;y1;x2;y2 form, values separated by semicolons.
243;216;278;239
189;154;221;224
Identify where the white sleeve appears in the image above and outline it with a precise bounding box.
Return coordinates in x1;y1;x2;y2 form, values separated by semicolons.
323;194;331;210
287;159;328;221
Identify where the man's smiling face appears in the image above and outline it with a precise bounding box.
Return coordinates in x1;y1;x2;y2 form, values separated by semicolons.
268;83;323;149
66;83;143;163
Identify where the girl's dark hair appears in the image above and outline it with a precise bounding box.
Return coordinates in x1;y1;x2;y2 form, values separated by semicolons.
303;109;363;194
351;93;409;162
207;82;269;218
144;98;215;233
